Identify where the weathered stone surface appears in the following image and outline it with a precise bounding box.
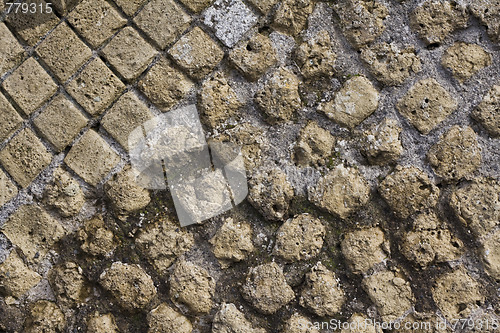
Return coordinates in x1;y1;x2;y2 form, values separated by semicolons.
432;267;484;320
318;76;379;129
342;227;387;275
481;229;500;280
229;33;277;81
2;57;57;116
379;165;440;219
0;22;25;76
341;314;381;333
0;250;41;298
294;121;335;167
147;303;192;333
136;217;193;273
442;42;492;83
472;84;500;137
34;94;88;152
362;118;403;165
169;259;215;314
44;167;85;217
282;313;320;333
36;22;92;82
273;0;314;35
0;92;22;143
469;0;500;43
274;214;325;261
212;303;266;333
138;57;194;111
396;78;457;134
87;312;120;333
210;217;254;268
427;125;481;181
67;0;127;48
77;215;117;256
360;43;421;86
66;58;125;116
24;300;66;333
51;0;81;15
0;169;18;207
255;67;301;124
49;262;88;307
299;262;345;317
102;27;157;82
99;262;156;311
333;0;388;48
179;0;213;13
247;0;278;14
0;128;52;188
65;130;120;186
295;30;336;79
248;168;294;221
308;165;370;219
410;1;468;45
450;178;500;237
363;270;415;322
114;0;148;16
242;262;295;314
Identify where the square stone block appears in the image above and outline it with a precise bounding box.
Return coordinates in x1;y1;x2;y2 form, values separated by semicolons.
0;169;18;207
0;250;41;298
36;22;93;83
5;0;59;46
101;91;153;151
101;27;157;82
114;0;148;16
64;130;120;186
0;128;52;188
134;0;192;49
67;0;127;48
0;22;25;76
51;0;80;14
34;94;88;152
1;57;58;116
0;92;23;143
178;0;213;13
66;58;125;116
168;27;224;80
1;205;66;262
138;57;194;110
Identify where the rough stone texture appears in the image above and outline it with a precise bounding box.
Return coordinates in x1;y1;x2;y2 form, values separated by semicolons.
210;217;254;268
49;262;87;307
86;312;120;333
179;0;214;13
396;78;457;134
99;262;156;311
299;262;345;317
294;121;335;167
229;33;278;81
134;0;192;49
308;165;370;219
450;178;500;238
472;84;500;137
282;313;320;333
147;303;192;333
341;314;381;333
295;30;336;79
1;57;57;116
272;0;314;35
469;0;500;43
247;0;278;14
203;0;258;47
481;229;500;280
1;205;66;262
333;0;388;48
51;0;81;15
342;227;388;275
248;168;295;221
33;94;88;152
441;42;492;83
138;57;194;111
432;267;484;320
135;217;193;273
44;167;85;217
24;300;66;333
66;58;125;116
77;215;117;256
0;250;41;298
362;118;403;165
0;22;25;76
318;76;379;129
410;1;469;45
400;212;463;268
102;27;157;82
0;128;52;188
427;125;481;181
0;92;22;144
67;0;127;48
360;43;421;86
168;27;224;80
0;169;18;207
105;166;151;220
255;67;301;124
169;259;215;314
363;270;415;322
64;130;121;186
274;214;325;261
199;72;243;129
36;22;92;83
379;165;440;219
242;262;295;314
114;0;148;16
212;303;266;333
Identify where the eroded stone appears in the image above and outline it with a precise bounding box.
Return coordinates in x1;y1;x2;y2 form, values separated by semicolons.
24;300;66;333
295;30;336;79
210;217;254;268
212;303;266;333
44;167;85;217
87;312;120;333
0;22;25;76
179;0;213;13
49;262;88;307
362;118;403;165
472;84;500;137
481;229;500;280
294;121;335;167
0;169;18;207
147;303;192;333
0;92;22;144
77;215;117;256
342;227;388;275
470;0;500;43
273;0;314;35
114;0;148;16
0;250;41;298
441;42;492;83
282;313;320;333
